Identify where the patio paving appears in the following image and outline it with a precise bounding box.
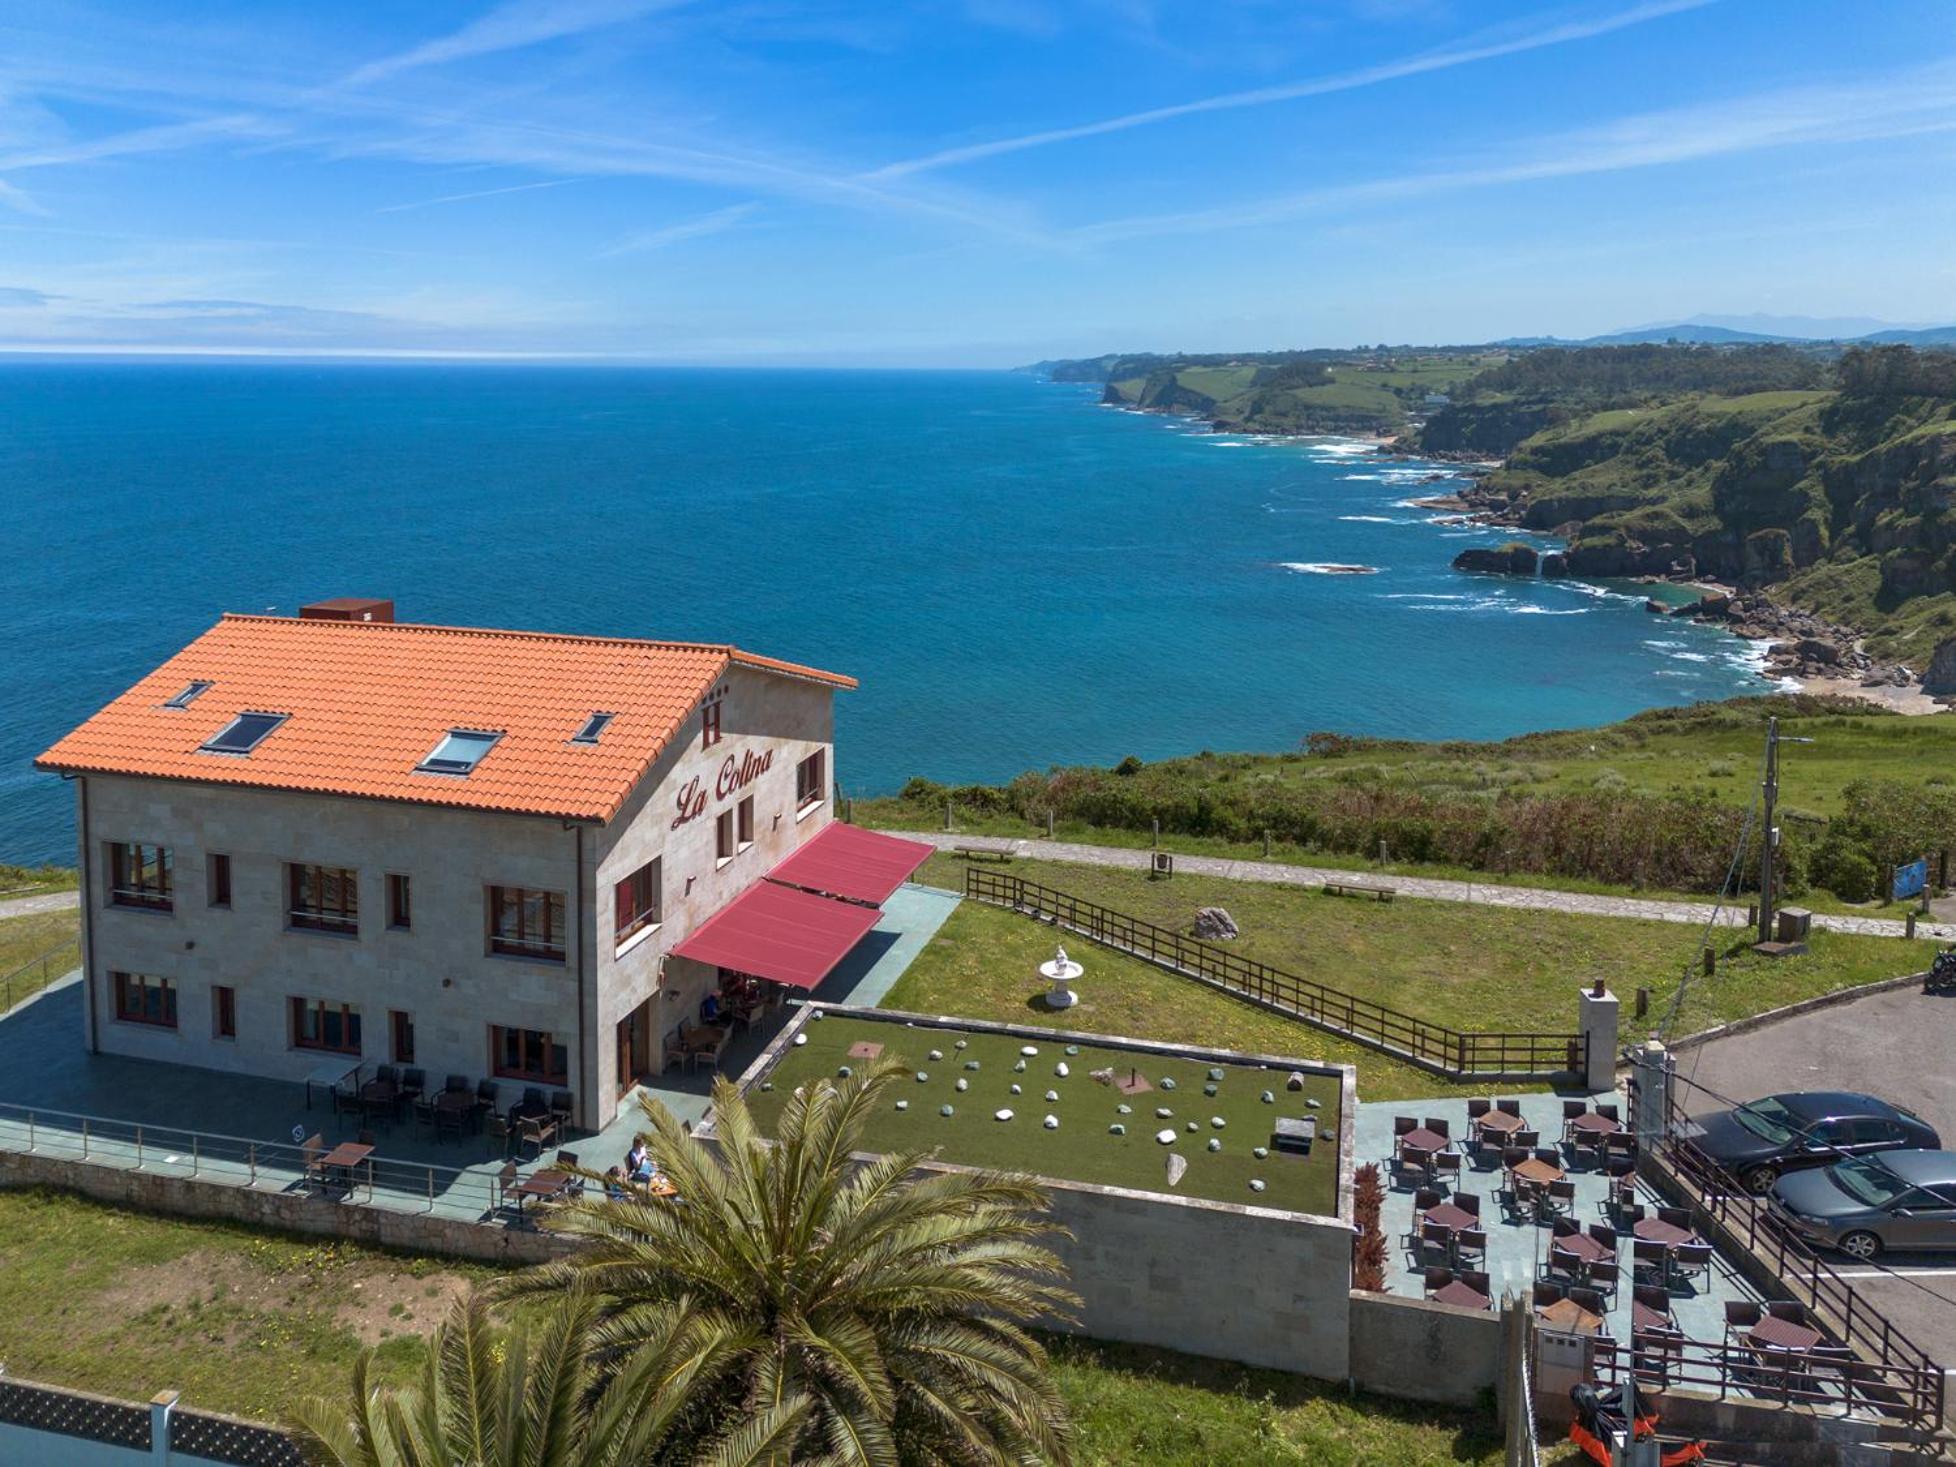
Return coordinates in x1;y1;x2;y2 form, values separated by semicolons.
0;883;960;1225
1355;1091;1757;1345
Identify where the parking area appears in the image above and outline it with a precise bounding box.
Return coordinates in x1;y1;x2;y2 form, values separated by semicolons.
1679;980;1956;1378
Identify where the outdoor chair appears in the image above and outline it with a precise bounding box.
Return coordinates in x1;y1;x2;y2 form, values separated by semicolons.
1453;1191;1481;1218
1569;1287;1607;1317
434;1104;465;1143
523;1086;547;1110
1723;1300;1762;1339
1672;1242;1713;1286
1434;1152;1462;1187
1589;1222;1618;1251
1533;1280;1566;1308
1459;1269;1491;1299
1496;1098;1522;1117
1547;1179;1578;1215
1421;1267;1454;1298
1561;1099;1588;1137
554;1150;585;1197
357;1129;377;1147
1500;1146;1528;1173
1393;1115;1418;1137
1456;1228;1487;1267
485;1110;513;1158
549;1091;574;1124
1765;1300;1809;1324
1412;1187;1443;1222
1658;1205;1694;1231
1467;1098;1491;1121
1417;1219;1454;1266
1595;1103;1619;1122
1615;1199;1646;1229
494;1161;520;1217
1547;1244;1584;1281
376;1064;399;1086
518;1114;558;1159
1552;1217;1581;1239
1397;1146;1433;1187
1632;1238;1671;1284
1512;1129;1540;1151
299;1133;327;1193
474;1079;499;1120
1587;1260;1621;1299
1534;1146;1562;1168
1571;1131;1606;1169
1420;1117;1450;1140
1634;1284;1673;1320
446;1074;470;1094
412;1097;436;1130
401;1067;426;1096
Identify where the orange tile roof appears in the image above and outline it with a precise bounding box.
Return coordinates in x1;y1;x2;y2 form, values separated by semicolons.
36;614;854;822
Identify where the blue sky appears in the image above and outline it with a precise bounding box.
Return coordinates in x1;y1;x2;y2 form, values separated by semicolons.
1;0;1953;364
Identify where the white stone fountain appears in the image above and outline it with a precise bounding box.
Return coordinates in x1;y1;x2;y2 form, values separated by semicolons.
1039;943;1083;1009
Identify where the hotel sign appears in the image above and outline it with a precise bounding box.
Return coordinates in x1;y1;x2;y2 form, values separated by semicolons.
672;746;776;829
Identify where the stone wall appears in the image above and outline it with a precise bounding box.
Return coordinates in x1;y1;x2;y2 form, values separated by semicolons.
0;1150;572;1266
1347;1289;1502;1405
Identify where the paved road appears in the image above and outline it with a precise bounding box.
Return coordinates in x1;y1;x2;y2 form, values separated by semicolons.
0;889;79;921
889;831;1956;942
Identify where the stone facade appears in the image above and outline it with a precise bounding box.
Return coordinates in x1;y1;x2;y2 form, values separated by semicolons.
69;662;836;1131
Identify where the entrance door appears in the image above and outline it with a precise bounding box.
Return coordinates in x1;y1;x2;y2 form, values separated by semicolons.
615;1001;652;1095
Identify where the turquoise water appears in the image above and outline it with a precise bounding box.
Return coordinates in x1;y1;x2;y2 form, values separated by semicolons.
0;362;1766;864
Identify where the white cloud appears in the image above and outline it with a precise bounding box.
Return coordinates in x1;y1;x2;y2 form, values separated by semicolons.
375;176;590;214
597;201;759;255
342;0;694;87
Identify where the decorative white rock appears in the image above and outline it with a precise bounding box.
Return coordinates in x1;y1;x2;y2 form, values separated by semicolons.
1116;1103;1132;1115
793;1033;808;1047
1307;1098;1323;1110
1055;1062;1069;1078
939;1105;954;1117
1211;1117;1226;1129
955;1078;968;1092
1109;1123;1126;1136
1207;1067;1224;1081
1252;1146;1268;1160
1012;1060;1027;1073
1160;1077;1177;1091
759;1081;773;1091
895;1100;908;1111
1010;1083;1022;1094
916;1072;929;1082
1207;1138;1222;1152
1043;1115;1059;1130
837;1066;852;1078
995;1109;1014;1122
1202;1085;1218;1098
954;1039;968;1050
1165;1152;1188;1188
1260;1090;1275;1104
1250;1179;1266;1193
928;1049;944;1061
1044;1090;1059;1103
1065;1045;1080;1056
1186;1121;1199;1133
810;1010;824;1021
1021;1045;1039;1057
1156;1107;1173;1119
965;1060;981;1071
1155;1129;1177;1145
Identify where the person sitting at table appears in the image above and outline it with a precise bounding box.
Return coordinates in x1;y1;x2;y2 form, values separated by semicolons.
604;1166;628;1201
701;991;723;1025
626;1135;653;1182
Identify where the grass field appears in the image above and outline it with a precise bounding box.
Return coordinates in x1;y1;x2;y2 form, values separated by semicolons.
745;1013;1343;1215
882;855;1932;1100
0;906;80;1007
0;1189;1509;1463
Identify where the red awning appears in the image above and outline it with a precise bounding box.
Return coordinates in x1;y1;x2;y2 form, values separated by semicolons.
765;822;934;906
671;878;885;991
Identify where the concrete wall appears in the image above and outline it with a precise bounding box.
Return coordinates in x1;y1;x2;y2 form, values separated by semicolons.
70;662;838;1131
1040;1177;1356;1379
0;1137;573;1267
1347;1289;1502;1405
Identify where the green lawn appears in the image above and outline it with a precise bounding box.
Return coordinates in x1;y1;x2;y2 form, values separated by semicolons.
746;1013;1343;1216
885;856;1932;1100
0;1189;1509;1463
0;862;78;899
0;907;80;1007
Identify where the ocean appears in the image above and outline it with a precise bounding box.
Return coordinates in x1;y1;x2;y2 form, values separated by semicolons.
0;361;1769;865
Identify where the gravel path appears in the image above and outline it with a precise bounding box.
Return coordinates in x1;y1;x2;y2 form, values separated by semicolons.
889;832;1956;942
0;889;79;922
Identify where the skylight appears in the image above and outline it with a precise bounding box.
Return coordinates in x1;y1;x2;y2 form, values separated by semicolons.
164;680;213;710
571;712;616;745
417;729;502;776
199;711;287;756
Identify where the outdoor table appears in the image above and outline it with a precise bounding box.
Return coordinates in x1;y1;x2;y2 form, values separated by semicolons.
1568;1112;1622;1137
1553;1232;1613;1267
1431;1281;1491;1311
513;1169;569;1213
1400;1127;1451;1155
305;1057;361;1111
1633;1217;1699;1249
1511;1157;1564;1188
1423;1202;1477;1234
1748;1315;1823;1354
1631;1300;1673;1332
643;1173;679;1200
319;1141;373;1194
359;1079;398;1113
1478;1110;1527;1137
1537;1297;1605;1334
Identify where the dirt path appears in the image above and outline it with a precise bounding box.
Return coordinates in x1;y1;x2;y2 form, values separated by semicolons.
891;832;1956;942
0;889;78;921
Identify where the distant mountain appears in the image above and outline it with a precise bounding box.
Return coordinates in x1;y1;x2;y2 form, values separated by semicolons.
1856;325;1956;346
1585;324;1788;345
1496;318;1956;348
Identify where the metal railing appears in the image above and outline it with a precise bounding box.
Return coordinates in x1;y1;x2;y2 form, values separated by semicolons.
1588;1328;1936;1425
1633;1069;1946;1429
0;936;81;1012
965;869;1586;1079
0;1100;510;1221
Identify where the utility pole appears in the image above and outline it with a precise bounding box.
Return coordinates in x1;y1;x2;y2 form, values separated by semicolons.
1757;716;1814;946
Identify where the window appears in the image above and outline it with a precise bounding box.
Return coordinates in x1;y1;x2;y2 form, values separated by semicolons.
390;1010;415;1064
207;852;231;909
487;885;566;961
288;863;358;935
200;711;287;756
571;711;615;744
108;842;173;911
291;996;361;1054
702;697;723;749
416;728;501;776
387;873;412;931
736;794;755;850
491;1025;567;1085
614;859;662;945
795;749;826;811
715;809;736;863
113;971;176;1028
213;985;236;1039
164;680;213;709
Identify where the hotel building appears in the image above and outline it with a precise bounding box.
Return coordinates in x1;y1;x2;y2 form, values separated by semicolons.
36;599;928;1130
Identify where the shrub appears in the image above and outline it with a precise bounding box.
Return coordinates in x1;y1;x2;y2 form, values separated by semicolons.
1813;839;1878;903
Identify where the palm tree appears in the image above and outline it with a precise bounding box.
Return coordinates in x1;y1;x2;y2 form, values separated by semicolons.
287;1285;811;1467
507;1055;1079;1466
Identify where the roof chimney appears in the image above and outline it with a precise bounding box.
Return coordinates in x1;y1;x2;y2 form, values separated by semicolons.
298;597;395;624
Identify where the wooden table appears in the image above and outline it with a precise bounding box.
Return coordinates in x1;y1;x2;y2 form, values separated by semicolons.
1537;1297;1605;1334
1423;1202;1478;1234
1633;1217;1698;1249
1551;1232;1613;1266
643;1173;679;1200
1478;1110;1527;1137
1631;1299;1673;1332
513;1169;569;1212
1748;1315;1823;1354
1512;1157;1565;1188
318;1141;373;1194
1400;1127;1450;1155
1569;1112;1623;1137
1431;1281;1491;1311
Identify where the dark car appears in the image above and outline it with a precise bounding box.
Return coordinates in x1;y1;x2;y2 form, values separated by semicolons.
1771;1151;1956;1260
1683;1091;1940;1194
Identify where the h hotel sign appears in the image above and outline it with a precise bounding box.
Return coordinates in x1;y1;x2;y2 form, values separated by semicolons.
672;746;776;829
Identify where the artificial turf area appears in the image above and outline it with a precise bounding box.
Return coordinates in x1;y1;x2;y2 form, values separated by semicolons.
743;1011;1343;1216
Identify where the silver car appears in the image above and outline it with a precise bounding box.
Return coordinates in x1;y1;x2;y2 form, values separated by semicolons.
1770;1150;1956;1261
